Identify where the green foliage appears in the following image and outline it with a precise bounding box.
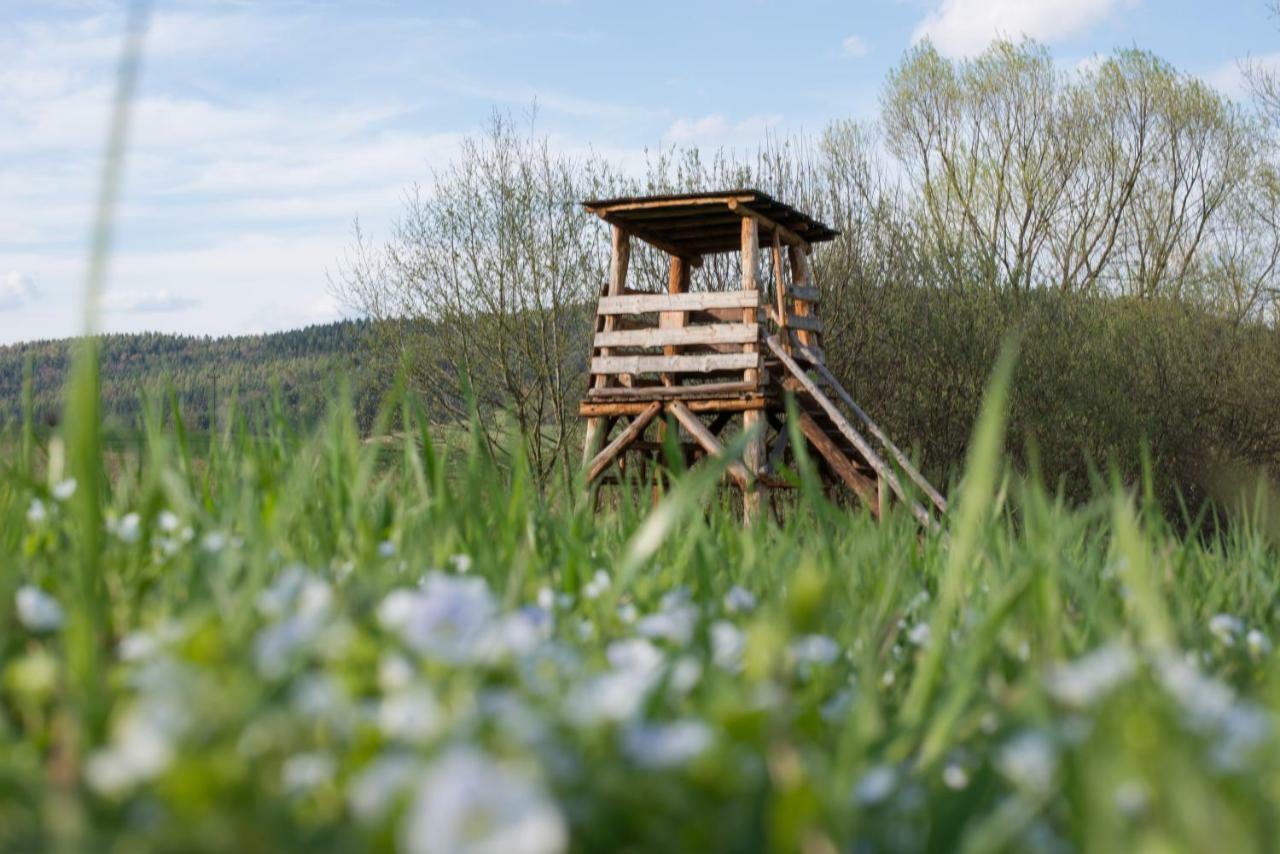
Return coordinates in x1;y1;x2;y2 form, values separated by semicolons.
822;283;1280;516
0;320;386;436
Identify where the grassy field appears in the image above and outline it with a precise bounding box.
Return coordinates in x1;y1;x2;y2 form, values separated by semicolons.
2;354;1280;853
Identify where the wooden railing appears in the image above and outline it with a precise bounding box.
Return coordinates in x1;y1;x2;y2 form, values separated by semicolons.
589;291;764;379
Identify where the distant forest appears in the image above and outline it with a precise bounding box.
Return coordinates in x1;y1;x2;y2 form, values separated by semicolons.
0;320;386;434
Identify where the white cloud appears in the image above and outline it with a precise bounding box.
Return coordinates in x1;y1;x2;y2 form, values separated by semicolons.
841;35;870;58
663;114;783;149
103;288;199;314
912;0;1125;58
1205;53;1280;100
0;271;38;309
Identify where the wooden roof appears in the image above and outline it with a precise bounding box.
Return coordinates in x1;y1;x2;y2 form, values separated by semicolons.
582;190;840;258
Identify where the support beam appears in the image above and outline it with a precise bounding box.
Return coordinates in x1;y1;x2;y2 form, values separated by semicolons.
583;226;631;466
585;402;662;484
667;401;752;491
797;413;880;517
740;217;766;523
728;199;811;253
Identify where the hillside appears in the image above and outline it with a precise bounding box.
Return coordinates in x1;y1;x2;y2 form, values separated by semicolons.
0;320;382;433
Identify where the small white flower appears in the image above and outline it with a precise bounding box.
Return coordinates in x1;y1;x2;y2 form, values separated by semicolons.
710;620;745;671
26;498;47;524
623;719;713;768
636;589;698;645
881;669;896;687
378;539;398;558
942;762;969;790
1247;629;1272;656
723;585;757;614
906;622;931;648
15;585;64;632
201;531;228;554
1209;614;1244;646
1113;780;1148;817
157;510;180;533
349;754;421;822
450;553;473;574
84;705;178;795
51;478;77;501
402;747;566;854
536;586;554;610
854;764;897;806
282;752;336;794
583;569;610;600
1044;643;1135;709
997;731;1057;794
670;656;702;695
379;654;416;692
617;602;638;624
378;573;496;663
115;512;142;544
790;634;839;666
379;687;443;743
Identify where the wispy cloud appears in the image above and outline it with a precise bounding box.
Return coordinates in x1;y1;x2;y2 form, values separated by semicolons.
103;288;199;314
0;271;38;310
1205;53;1280;100
841;35;870;58
912;0;1127;58
663;114;783;149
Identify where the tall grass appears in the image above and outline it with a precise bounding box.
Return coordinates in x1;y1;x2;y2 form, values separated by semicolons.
2;353;1279;850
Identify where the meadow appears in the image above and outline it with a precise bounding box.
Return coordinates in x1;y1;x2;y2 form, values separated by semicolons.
2;352;1279;853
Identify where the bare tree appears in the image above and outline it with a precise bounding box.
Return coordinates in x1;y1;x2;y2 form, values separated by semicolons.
334;113;614;486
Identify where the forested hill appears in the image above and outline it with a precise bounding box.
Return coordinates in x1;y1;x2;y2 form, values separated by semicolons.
0;320;383;433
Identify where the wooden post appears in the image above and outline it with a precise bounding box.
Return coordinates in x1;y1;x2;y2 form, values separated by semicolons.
771;230;789;354
788;245;814;350
740;217;766;523
583;226;630;471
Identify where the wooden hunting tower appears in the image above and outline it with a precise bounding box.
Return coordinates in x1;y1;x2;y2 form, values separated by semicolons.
579;190;946;527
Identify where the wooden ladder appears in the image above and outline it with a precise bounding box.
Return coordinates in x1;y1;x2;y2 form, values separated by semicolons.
765;335;947;531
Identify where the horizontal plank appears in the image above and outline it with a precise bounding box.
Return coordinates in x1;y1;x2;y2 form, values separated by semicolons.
591;353;760;375
788;286;820;302
594;323;758;349
587;380;758;401
785;314;824;333
579;397;769;417
598;291;760;315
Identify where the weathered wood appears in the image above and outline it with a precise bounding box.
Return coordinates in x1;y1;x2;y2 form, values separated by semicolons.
593;323;758;349
586;402;662;484
580;397;769;417
785;314;824;333
597;291;760;315
592;213;703;266
581;416;610;468
591;353;759;375
772;230;788;347
727;199;812;252
661;256;690;386
787;245;815;349
810;360;949;515
741;217;766;522
593;226;632;390
766;335;938;531
587;380;758;401
592;195;755;215
789;285;820;303
797;413;880;517
667;401;752;490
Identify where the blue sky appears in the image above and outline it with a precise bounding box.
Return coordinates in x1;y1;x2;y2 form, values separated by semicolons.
1;0;1277;345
